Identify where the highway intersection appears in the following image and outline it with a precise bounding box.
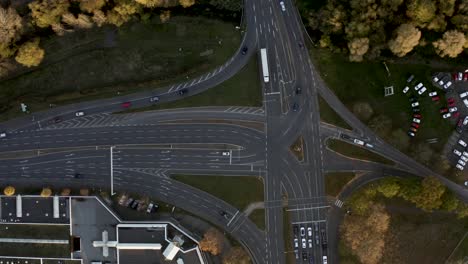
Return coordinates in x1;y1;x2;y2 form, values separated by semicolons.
0;0;467;263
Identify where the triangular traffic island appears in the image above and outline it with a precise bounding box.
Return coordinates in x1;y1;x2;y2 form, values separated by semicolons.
289;136;304;162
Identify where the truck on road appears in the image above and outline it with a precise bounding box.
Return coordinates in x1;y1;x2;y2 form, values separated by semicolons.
260;48;269;83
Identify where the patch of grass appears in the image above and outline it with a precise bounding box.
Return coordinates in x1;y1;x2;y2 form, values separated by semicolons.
338;239;361;264
0;243;70;258
325;172;356;197
319;95;352;130
283;208;296;264
127;54;262;112
248;209;265;230
327;138;395;165
446;232;468;263
289;136;304;161
0;16;241;120
171;175;264;210
0;224;70;240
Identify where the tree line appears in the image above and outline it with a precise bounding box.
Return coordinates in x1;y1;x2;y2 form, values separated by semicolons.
304;0;467;61
0;0;198;72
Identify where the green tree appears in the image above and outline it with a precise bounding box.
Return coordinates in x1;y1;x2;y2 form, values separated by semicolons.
412;176;446;212
0;7;23;45
406;0;436;27
388;23;421;57
440;191;459;212
438;0;456;16
28;0;70;28
377;178;400;198
427;15;447;32
456;202;468;218
348;37;370;62
433;30;466;58
0;43;15;59
79;0;107;13
397;177;421;202
15;38;44;67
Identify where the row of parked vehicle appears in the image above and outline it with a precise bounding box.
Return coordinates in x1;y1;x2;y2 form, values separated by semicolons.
118;194;159;213
292;223;328;263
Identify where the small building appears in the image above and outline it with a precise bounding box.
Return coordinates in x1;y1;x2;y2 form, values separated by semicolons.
163;242;180;261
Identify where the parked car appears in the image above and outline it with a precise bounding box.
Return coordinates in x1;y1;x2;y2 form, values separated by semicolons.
433;76;439;82
307;227;312;237
292;102;299;112
410;127;418;132
293;226;298;236
442;113;452;119
463;151;468;157
365;143;374;148
449;107;458;113
403;86;410;94
353;139;365;146
445;81;453;89
407;75;415;82
418;87;427;95
440;107;449;113
449;101;456;107
429;91;437;97
460;155;468;162
412;108;420;113
459;139;467;147
411;123;420;128
411;102;419;107
456;164;465;170
454;149;463;156
0;132;6;138
308;239;313;248
460;92;468;99
464;99;468;108
413;118;421;123
121;102;131;108
463;116;468;125
149;96;160;102
294;238;299;248
413;113;422;118
300;227;305;237
146;202;154;213
458;160;466;166
302;238;306;249
415;83;423;90
448;97;456;104
432;96;440;101
408;131;415;137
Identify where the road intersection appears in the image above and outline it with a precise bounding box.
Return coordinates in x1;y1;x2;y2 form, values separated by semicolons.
0;0;467;263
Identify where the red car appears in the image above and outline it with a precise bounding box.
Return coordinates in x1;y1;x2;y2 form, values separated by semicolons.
432;96;440;101
449;101;456;107
440;107;448;113
453;73;458;80
121;102;131;108
453;112;460;118
447;97;455;104
410;127;418;132
413;113;422;118
464;73;468;81
412;123;420;128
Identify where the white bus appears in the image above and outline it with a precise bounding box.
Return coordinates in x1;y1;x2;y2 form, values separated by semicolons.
260;48;269;83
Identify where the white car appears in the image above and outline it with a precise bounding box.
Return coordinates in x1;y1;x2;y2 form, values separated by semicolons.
418;87;427;95
307;227;312;237
458;159;466;166
439;80;445;86
433;76;439;82
464;99;468;107
413;118;421;124
460;155;468;162
302;238;306;249
294;238;299;248
458;72;463;80
279;1;286;11
411;102;419;107
443;113;451;119
403;86;410;94
353;139;365;146
0;132;6;138
449;107;458;113
222;151;230;156
416;82;423;89
308;239;313;248
444;81;453;89
75;111;85;117
463;151;468;157
463;116;468;125
414;85;422;91
365;143;374;148
323;256;328;264
456;164;465;171
429;91;437;97
460;92;468;98
459;139;467;147
454;149;462;156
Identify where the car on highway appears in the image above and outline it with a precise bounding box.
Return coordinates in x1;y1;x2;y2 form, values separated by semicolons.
178;88;188;95
429;91;437;97
301;238;306;249
353;139;365;146
295;87;302;95
294;238;298;248
292;102;299;112
75;111;85;117
449;107;458;113
411;102;419;107
314;222;318;232
300;227;305;237
307;227;312;237
279;1;286;11
454;149;462;156
442;113;451;119
241;46;248;55
149;96;160;102
302;252;308;261
412;118;421;124
323;256;328;264
408;131;415;137
456;164;464;170
402;86;409;93
418;87;427;95
298;42;304;49
459;139;467;147
222;151;230;156
295;250;299;259
0;132;6;138
308;239;313;248
121;102;131;108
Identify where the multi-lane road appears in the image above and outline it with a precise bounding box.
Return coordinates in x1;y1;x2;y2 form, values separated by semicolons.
0;0;467;263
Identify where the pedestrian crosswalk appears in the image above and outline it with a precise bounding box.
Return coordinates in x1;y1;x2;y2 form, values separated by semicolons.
334;199;344;208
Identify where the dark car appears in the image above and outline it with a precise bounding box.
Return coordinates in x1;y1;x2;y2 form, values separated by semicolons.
408;131;415;137
302;252;308;260
130;200;139;209
149;96;160;103
178;88;188;95
340;134;351;140
440;107;448;113
412;108;420;113
295;87;302;95
74;173;82;179
292;102;299;112
298;42;304;49
293;226;298;236
241;46;248;55
121;102;131;108
50;117;62;124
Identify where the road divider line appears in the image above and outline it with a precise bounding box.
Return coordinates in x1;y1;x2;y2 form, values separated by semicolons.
227;210;239;226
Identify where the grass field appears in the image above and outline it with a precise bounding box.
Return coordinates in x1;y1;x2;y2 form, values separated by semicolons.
325;172;356;197
249;209;265;230
171;175;264;210
0;243;70;258
311;48;456;171
446;231;468;263
318;95;352;130
128;54;262;112
0;224;69;240
0;16;241;120
327;138;395;165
